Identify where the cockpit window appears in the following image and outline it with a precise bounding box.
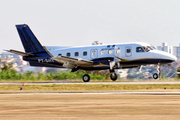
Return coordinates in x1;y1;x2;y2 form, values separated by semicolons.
139;44;155;52
136;47;144;52
147;46;153;50
143;46;155;52
143;46;150;52
151;46;156;50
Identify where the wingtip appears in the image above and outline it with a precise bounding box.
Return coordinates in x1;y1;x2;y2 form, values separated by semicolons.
3;49;10;52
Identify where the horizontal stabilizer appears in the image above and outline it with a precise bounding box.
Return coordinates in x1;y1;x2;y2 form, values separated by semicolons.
4;49;34;56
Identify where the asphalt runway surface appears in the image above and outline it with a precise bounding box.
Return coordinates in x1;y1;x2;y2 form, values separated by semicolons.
0;90;180;120
1;81;180;120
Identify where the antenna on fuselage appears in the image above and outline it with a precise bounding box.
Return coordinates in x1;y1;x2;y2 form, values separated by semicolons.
135;38;141;42
92;41;103;45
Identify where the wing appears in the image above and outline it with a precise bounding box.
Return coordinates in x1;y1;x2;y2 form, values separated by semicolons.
52;56;93;69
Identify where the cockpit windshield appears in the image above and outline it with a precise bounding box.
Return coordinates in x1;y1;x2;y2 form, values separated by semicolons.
143;46;150;52
142;46;155;52
151;46;156;50
147;46;153;50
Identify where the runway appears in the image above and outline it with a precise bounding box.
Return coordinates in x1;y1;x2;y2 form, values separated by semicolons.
0;93;180;120
0;90;180;95
1;82;180;119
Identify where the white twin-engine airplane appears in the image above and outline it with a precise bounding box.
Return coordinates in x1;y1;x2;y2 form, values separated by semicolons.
6;24;177;82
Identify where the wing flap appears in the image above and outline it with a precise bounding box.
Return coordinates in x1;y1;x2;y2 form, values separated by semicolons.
4;49;34;56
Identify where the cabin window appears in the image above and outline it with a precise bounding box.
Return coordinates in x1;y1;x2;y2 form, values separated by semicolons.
136;47;144;52
116;49;120;54
66;52;71;56
75;52;79;56
100;50;105;55
58;53;62;56
83;51;87;56
126;49;131;53
108;50;113;54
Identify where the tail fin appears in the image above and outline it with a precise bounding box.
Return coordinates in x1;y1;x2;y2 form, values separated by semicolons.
16;24;52;57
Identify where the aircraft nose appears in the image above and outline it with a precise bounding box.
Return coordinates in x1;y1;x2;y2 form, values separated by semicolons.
170;55;177;62
163;54;177;62
154;51;177;62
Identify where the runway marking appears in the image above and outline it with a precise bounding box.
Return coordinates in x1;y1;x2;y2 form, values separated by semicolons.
0;100;180;112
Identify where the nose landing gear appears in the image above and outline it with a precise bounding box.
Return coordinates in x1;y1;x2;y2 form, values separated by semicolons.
153;63;161;79
153;73;158;79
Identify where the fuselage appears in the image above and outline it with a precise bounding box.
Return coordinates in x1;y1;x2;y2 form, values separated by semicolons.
43;42;177;70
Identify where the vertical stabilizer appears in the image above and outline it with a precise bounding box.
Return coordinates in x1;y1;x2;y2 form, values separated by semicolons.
16;24;52;57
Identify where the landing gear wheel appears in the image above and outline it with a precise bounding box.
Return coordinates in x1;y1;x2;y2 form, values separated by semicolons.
82;74;90;82
110;73;117;81
153;73;158;79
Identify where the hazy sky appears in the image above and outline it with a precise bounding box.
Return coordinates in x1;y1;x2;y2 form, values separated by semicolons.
1;0;180;52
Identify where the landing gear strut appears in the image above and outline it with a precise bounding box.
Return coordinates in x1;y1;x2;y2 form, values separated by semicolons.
108;60;120;81
82;74;90;82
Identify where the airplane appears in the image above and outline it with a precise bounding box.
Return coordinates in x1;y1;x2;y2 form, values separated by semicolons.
6;24;177;82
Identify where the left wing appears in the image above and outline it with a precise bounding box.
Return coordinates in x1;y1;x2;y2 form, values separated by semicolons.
52;56;93;69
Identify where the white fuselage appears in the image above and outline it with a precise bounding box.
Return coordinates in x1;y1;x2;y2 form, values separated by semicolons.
48;42;176;68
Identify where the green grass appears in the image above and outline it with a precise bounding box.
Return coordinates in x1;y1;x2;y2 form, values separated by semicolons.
0;70;108;81
0;84;180;90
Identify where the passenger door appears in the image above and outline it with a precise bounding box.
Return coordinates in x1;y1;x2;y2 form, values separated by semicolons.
90;49;98;59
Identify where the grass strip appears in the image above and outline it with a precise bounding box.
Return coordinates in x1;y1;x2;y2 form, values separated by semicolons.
0;84;180;90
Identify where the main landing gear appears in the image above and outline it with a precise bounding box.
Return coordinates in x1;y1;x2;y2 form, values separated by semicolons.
109;60;119;81
82;74;90;82
81;60;120;82
110;73;118;81
82;72;118;82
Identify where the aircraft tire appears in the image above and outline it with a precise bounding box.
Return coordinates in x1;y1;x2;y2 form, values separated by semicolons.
82;74;90;82
153;73;158;79
110;73;117;81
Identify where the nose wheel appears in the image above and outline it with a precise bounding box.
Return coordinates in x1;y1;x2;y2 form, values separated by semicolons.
110;73;117;81
153;73;158;79
153;63;161;79
82;74;90;82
